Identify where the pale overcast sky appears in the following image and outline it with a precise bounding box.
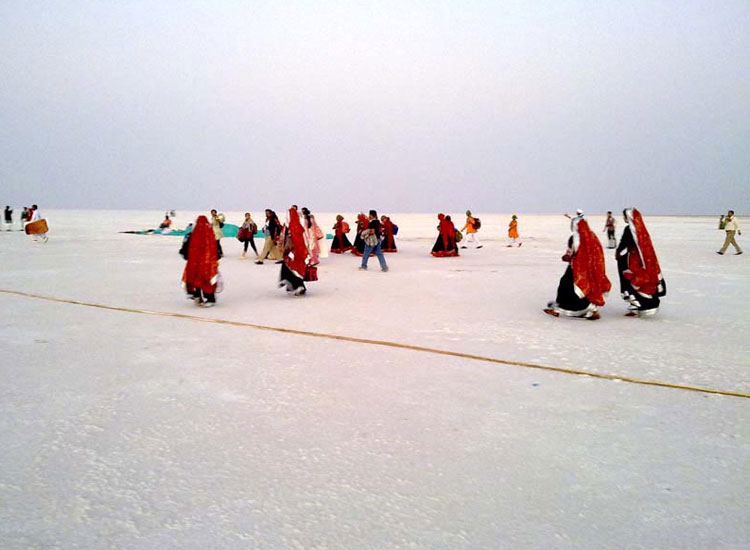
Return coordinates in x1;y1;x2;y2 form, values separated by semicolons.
1;1;748;213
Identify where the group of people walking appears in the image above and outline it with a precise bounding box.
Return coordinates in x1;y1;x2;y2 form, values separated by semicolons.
4;204;48;242
180;207;396;303
544;208;667;320
177;206;743;313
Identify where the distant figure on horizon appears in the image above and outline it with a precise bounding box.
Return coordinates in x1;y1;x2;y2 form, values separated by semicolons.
717;210;742;255
3;206;12;231
460;210;482;249
182;215;220;307
159;215;172;230
380;215;398;253
544;212;609;320
238;212;258;259
330;215;353;254
603;211;616;249
616;208;666;317
26;204;48;243
507;215;521;247
431;213;459;257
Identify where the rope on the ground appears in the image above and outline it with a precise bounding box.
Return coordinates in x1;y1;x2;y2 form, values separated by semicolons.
2;288;748;400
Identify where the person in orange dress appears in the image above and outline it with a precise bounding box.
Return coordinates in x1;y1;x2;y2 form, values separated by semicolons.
460;210;482;249
507;215;521;247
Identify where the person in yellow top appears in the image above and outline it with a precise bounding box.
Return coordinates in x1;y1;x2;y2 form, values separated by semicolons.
508;215;522;247
460;210;483;249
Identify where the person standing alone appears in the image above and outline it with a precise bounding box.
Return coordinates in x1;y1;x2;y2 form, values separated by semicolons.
717;210;742;255
604;211;617;249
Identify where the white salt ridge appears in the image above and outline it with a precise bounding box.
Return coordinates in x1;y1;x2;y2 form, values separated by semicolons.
0;210;748;549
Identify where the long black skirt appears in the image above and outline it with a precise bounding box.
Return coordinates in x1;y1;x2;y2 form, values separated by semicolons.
617;256;661;312
330;232;353;254
431;234;458;257
279;263;306;293
554;265;592;315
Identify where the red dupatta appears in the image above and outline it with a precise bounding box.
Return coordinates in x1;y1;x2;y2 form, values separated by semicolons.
625;208;663;296
284;207;309;277
571;219;611;306
182;216;219;292
437;214;449;248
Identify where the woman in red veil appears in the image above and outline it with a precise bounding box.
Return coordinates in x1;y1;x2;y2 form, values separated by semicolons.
616;208;666;316
279;206;311;296
545;214;610;320
431;214;459;257
182;215;220;307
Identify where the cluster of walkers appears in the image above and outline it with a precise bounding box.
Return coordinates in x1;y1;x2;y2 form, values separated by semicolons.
544;208;667;320
5;204;48;242
180;207;397;304
172;205;741;312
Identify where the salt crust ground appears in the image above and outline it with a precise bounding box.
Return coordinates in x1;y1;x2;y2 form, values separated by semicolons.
0;210;748;549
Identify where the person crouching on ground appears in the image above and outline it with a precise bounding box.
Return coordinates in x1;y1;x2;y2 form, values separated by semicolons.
544;213;610;320
182;215;220;307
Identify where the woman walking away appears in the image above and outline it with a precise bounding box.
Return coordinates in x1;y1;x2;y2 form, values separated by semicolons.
301;207;324;265
279;207;311;296
617;208;666;317
182;215;220;307
431;213;459;257
508;215;521;247
238;212;259;259
380;215;398;252
256;209;283;264
330;215;353;254
544;214;610;320
717;210;742;255
352;212;369;257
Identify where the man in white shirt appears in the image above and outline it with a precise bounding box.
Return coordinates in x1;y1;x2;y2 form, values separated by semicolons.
717;210;742;255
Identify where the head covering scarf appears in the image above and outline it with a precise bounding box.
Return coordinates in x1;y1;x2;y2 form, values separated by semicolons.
182;215;219;292
284;207;309;277
623;208;664;296
570;218;611;306
437;213;449;247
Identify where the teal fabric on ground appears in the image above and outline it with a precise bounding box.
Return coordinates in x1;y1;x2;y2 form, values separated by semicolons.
222;224;239;238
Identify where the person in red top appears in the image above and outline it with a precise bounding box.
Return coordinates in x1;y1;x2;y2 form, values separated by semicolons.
380;215;397;253
279;206;311;296
616;208;666;317
182;215;220;307
431;214;459;257
330;215;353;253
351;212;370;257
545;213;610;320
